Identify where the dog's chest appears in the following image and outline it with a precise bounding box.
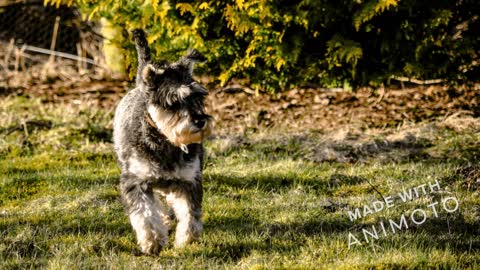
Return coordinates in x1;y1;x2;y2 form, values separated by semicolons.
127;152;200;182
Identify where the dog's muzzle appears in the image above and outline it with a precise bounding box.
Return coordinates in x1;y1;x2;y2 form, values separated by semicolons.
145;111;213;150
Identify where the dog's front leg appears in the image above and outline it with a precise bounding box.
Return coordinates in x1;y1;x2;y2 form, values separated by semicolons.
165;180;203;248
120;175;169;254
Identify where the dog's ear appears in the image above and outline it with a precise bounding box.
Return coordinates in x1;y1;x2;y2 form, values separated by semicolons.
141;64;165;86
178;49;206;75
184;49;207;62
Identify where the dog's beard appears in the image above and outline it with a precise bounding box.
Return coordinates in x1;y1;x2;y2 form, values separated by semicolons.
147;105;212;151
175;120;212;145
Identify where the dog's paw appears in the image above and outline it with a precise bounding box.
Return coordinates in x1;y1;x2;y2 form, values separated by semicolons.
138;231;168;255
130;211;169;255
174;219;202;248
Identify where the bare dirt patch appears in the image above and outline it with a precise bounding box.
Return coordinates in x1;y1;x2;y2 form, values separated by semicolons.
11;81;479;135
206;84;480;134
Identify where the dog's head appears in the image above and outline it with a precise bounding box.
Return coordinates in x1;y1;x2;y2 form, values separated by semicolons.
141;49;213;149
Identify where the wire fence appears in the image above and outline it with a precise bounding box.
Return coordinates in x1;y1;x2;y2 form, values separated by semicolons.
1;2;80;53
0;1;109;90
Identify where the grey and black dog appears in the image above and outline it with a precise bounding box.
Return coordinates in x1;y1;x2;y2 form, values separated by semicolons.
113;29;213;255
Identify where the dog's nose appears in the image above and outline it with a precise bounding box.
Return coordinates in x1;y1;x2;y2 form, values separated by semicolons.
194;119;206;129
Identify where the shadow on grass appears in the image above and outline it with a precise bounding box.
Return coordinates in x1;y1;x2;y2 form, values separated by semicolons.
205;172;372;197
198;215;368;263
0;169;126;260
407;214;480;251
355;212;480;253
199;206;480;263
0;172;118;203
0;172;47;203
2;132;478;264
201;165;479;263
0;205;133;259
207;213;353;238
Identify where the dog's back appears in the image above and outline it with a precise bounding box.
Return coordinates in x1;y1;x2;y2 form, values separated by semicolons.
113;86;144;167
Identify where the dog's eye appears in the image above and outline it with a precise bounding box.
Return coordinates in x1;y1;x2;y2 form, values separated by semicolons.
167;102;182;111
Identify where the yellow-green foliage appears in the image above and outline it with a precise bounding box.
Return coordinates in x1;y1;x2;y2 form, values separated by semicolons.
353;0;399;30
101;18;125;74
45;0;479;91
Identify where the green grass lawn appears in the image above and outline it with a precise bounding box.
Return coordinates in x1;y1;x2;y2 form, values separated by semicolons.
0;95;479;269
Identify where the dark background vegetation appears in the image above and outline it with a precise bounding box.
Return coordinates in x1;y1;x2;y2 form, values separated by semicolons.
43;0;480;91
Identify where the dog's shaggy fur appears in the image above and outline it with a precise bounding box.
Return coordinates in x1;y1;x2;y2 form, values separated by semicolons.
113;29;213;254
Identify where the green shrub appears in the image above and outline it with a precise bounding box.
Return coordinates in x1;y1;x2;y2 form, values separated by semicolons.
46;0;480;91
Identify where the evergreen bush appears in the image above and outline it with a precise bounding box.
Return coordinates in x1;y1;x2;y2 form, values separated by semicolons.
46;0;480;91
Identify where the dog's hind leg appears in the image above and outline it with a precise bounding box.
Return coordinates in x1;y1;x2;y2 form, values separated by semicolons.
166;180;203;248
120;175;168;254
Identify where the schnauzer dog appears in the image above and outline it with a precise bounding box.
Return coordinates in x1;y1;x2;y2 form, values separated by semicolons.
113;29;213;255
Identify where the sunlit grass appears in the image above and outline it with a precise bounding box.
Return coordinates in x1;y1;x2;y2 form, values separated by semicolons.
0;96;479;269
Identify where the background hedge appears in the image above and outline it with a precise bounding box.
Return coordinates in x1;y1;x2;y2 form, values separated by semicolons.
47;0;480;91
